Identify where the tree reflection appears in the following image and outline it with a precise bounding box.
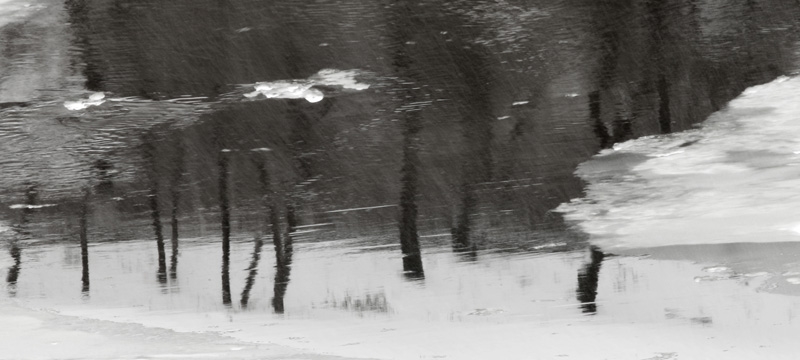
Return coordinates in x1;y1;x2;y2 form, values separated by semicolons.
218;148;232;307
79;188;91;296
240;153;274;309
169;135;185;282
390;0;425;280
6;185;39;297
450;43;494;260
5;242;21;297
239;235;264;309
272;205;294;314
142;133;168;286
576;246;605;314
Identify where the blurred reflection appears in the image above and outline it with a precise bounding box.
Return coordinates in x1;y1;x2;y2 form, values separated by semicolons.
391;0;424;280
142;133;168;286
5;242;21;297
219;147;232;307
644;0;672;134
168;136;185;281
79;188;90;296
272;206;294;314
64;0;104;91
239;235;264;309
93;159;116;195
576;246;605;314
6;185;38;297
450;42;494;260
240;153;273;309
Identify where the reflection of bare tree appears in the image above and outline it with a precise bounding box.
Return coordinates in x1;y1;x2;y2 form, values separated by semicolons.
239;235;263;309
586;1;632;149
64;0;104;91
271;203;294;313
450;44;494;259
240;154;275;309
218;148;232;307
6;185;39;297
644;0;672;134
79;188;91;296
390;1;425;280
576;246;605;314
169;135;185;281
5;242;21;297
142;133;168;286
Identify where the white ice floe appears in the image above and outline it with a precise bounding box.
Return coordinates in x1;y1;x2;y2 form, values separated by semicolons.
556;75;800;250
244;81;324;103
244;69;369;103
63;92;105;110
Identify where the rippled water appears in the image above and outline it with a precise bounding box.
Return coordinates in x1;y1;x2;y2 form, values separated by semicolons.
2;0;800;358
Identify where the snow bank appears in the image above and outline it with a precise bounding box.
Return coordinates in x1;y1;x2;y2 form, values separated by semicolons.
556;75;800;250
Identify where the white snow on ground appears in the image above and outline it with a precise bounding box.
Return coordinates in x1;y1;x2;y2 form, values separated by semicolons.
0;298;346;360
556;75;800;250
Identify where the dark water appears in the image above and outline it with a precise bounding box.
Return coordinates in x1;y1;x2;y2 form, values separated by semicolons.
1;0;800;327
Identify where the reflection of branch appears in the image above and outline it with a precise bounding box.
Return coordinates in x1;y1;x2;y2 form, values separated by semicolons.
239;236;264;309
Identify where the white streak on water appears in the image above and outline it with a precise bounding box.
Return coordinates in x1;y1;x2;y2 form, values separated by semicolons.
9;203;56;209
324;204;395;213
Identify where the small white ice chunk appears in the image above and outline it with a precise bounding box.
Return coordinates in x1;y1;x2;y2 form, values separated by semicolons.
64;92;105;110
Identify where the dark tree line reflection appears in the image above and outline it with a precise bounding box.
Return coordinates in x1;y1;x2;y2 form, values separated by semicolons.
3;0;797;312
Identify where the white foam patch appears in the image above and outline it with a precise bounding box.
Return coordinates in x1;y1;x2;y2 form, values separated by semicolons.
244;69;369;103
556;75;800;250
64;92;105;110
